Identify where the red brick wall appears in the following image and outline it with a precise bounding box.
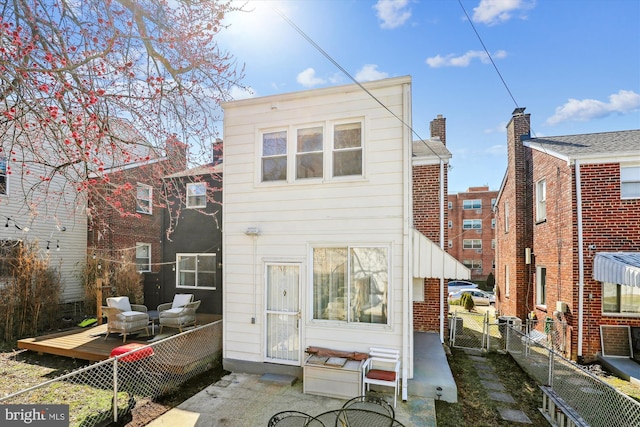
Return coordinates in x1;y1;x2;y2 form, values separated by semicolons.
494;112;533;321
528;152;575;357
571;162;640;361
412;115;448;331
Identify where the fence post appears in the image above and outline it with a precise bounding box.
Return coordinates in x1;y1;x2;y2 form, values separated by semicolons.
113;358;119;423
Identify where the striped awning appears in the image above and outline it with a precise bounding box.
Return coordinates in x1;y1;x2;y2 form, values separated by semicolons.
412;229;470;280
593;252;640;288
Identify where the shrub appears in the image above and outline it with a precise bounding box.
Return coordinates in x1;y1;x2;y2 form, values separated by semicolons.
460;292;475;312
0;241;62;342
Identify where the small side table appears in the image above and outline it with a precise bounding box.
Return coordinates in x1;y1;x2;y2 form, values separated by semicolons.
147;310;159;335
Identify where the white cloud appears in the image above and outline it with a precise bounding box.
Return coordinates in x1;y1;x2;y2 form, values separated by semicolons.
472;0;535;26
374;0;411;29
483;122;508;134
546;90;640;125
229;85;255;100
426;50;506;68
296;68;326;87
485;144;506;155
355;64;389;82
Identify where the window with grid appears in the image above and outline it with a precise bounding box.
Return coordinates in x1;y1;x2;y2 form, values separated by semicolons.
0;156;7;195
463;239;482;249
603;282;640;314
186;182;207;208
621;165;640;199
463;259;482;269
536;266;546;305
312;246;388;324
176;253;216;289
536;179;546;222
136;183;152;214
136;243;151;272
463;199;481;209
262;131;287;182
296;127;323;179
463;219;482;229
333;123;362;177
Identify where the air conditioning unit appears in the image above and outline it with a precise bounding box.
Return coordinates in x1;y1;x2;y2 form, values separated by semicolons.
475;249;482;254
556;301;568;313
476;210;482;214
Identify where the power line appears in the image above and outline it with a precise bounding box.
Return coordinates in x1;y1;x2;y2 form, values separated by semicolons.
273;7;446;161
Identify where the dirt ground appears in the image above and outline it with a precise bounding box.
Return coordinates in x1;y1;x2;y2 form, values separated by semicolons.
0;347;223;427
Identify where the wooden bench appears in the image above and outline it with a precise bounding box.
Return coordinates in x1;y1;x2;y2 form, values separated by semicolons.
303;347;368;400
539;386;589;427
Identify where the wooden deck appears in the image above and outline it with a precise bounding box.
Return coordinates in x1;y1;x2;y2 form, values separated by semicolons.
17;314;222;362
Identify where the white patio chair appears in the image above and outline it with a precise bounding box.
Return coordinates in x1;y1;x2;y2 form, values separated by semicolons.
103;296;149;343
362;347;401;407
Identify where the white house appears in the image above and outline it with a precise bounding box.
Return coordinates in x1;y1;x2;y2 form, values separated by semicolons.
221;76;468;400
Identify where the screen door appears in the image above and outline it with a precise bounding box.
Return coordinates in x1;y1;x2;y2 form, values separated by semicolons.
265;263;301;364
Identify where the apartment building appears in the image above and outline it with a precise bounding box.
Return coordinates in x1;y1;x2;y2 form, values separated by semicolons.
447;186;497;282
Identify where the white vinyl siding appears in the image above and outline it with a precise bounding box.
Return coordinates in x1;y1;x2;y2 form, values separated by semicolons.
222;77;411;360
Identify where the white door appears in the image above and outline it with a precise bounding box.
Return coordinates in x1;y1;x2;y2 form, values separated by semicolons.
265;263;301;364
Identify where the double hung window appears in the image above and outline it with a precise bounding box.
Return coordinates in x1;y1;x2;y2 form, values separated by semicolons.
463;199;481;210
463;219;482;229
463;239;482;249
136;243;151;272
536;266;546;306
262;131;288;182
0;156;6;195
312;246;388;325
260;121;363;183
176;253;216;289
621;165;640;199
536;179;547;222
187;182;207;208
136;183;152;214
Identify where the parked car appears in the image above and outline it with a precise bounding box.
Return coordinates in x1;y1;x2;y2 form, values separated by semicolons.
447;280;478;290
448;288;495;306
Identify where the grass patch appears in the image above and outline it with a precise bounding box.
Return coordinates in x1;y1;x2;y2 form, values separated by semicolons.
435;348;548;427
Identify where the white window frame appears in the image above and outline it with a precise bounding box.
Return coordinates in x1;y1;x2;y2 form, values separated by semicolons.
463;239;482;249
463;219;482;229
261;130;288;182
259;119;364;185
602;282;640;315
0;156;7;195
536;266;546;306
176;253;217;290
463;259;482;269
186;182;207;208
311;245;389;326
136;183;152;214
296;126;324;180
536;179;547;222
463;199;482;209
504;202;509;233
621;165;640;199
136;243;151;272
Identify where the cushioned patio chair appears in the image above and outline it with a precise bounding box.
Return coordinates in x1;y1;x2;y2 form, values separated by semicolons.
362;347;401;407
103;296;149;343
158;294;200;333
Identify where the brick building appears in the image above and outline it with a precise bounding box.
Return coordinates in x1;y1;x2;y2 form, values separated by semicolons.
447;186;497;283
494;107;640;362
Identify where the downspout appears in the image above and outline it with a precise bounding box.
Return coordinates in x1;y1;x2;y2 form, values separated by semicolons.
576;160;585;359
440;159;445;343
401;82;412;402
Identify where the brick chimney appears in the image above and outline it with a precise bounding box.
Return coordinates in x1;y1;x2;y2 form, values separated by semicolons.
165;135;188;171
430;114;446;145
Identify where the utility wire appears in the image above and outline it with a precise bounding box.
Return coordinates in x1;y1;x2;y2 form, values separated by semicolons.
273;7;446;161
457;0;519;109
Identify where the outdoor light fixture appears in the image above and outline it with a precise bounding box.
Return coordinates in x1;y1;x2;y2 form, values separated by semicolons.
245;227;261;236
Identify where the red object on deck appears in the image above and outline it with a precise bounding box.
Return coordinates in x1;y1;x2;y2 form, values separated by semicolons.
110;343;154;362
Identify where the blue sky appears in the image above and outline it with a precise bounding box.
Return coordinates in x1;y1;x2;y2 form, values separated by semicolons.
218;0;640;194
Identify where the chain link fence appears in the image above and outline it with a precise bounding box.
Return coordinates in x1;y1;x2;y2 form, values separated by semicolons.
1;319;223;427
